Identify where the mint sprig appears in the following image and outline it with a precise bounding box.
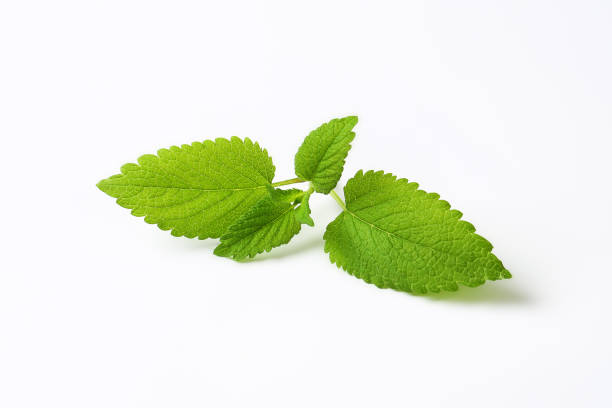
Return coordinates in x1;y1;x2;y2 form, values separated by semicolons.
97;116;511;295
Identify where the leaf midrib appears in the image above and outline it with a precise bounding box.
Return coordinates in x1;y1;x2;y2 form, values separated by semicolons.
343;207;463;258
100;182;270;192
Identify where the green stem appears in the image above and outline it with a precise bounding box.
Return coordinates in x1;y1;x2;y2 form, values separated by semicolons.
271;177;306;187
329;189;347;211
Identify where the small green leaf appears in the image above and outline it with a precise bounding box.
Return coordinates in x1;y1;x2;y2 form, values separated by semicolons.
324;170;511;294
214;188;305;260
294;191;314;227
97;137;275;239
266;185;303;203
294;116;358;194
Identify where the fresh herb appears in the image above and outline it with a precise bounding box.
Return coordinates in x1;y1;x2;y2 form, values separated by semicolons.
97;116;511;294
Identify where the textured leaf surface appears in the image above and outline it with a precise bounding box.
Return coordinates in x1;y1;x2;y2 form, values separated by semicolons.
294;116;358;193
97;137;275;239
324;170;511;294
214;188;306;260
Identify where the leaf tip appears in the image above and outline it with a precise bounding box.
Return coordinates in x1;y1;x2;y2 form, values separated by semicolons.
96;176;120;195
213;244;228;258
344;115;358;125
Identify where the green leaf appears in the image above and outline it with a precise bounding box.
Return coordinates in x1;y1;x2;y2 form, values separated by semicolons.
97;137;275;239
294;116;358;194
214;188;306;260
266;185;303;203
294;190;314;227
324;170;511;294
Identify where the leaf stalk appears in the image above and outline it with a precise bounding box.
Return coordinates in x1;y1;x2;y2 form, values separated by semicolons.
271;177;306;187
329;189;347;211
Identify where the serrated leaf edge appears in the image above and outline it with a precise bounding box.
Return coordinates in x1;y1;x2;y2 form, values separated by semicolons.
323;169;512;294
97;137;275;239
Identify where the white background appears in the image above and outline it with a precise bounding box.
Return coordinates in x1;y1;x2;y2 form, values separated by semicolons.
1;1;611;407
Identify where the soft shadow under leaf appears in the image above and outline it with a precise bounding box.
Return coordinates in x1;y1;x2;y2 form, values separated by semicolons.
426;282;530;305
